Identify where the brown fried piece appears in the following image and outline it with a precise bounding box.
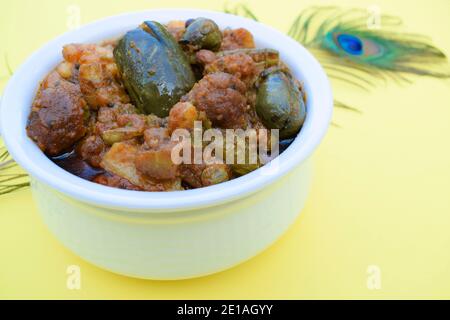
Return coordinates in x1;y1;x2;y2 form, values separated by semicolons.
179;164;232;188
178;164;204;188
94;104;144;140
135;128;179;180
195;49;218;66
182;72;247;129
201;51;258;86
76;135;107;168
220;28;255;50
26;71;88;156
93;172;143;191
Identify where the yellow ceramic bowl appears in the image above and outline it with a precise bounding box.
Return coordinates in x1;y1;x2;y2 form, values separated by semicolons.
0;9;332;279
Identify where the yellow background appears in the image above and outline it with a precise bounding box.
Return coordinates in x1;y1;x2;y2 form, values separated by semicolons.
1;0;450;299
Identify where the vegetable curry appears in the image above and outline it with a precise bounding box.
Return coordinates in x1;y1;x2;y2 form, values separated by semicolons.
26;18;306;191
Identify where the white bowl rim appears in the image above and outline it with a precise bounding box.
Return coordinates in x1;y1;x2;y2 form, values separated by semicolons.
0;8;332;212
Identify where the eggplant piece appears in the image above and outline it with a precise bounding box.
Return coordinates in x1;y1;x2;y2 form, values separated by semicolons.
114;21;196;117
256;68;306;139
180;18;222;51
279;138;295;153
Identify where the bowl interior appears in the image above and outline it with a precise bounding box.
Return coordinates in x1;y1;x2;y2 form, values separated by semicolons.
0;9;332;212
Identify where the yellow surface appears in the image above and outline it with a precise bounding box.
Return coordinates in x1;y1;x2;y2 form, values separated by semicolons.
1;0;450;299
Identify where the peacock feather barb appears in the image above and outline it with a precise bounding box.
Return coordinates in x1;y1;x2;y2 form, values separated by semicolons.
288;6;450;91
0;55;30;195
0;147;30;195
224;3;259;21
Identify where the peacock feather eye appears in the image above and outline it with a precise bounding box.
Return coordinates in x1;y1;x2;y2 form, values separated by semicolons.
287;5;449;95
335;33;363;56
330;32;385;59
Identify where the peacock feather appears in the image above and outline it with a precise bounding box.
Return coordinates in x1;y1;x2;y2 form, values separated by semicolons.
287;6;450;91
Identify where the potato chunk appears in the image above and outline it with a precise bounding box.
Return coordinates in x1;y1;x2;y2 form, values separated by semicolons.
168;102;199;133
100;142;181;191
136;128;179;180
220;28;255;50
135;147;178;180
